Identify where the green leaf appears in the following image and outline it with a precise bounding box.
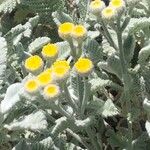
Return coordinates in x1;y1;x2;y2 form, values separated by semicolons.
138;43;150;64
31;136;63;150
90;78;122;92
51;117;68;136
101;99;119;117
1;83;23;114
123;34;136;63
12;140;31;150
56;41;71;60
106;129;127;149
145;120;150;137
77;0;88;20
4;110;48;131
52;11;73;26
98;54;122;79
132;133;149;150
84;38;103;64
0;0;20;13
0;37;7;81
126;17;150;34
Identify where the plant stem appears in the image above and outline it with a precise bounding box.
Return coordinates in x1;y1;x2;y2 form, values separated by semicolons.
100;19;118;50
77;75;83;107
54;102;72;120
81;77;89;114
63;82;78;111
68;39;77;61
116;18;133;150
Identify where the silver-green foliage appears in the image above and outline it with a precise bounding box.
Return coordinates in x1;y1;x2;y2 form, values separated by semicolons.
1;0;150;150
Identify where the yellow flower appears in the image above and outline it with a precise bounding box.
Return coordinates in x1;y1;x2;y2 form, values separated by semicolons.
24;79;39;94
58;22;74;39
102;6;116;20
110;0;125;11
42;43;58;59
25;55;43;74
43;84;60;100
74;58;93;76
89;0;105;15
53;60;70;68
71;25;87;40
52;60;70;80
36;70;53;87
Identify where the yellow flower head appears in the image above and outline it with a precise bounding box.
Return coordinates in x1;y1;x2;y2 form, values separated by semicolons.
52;60;70;80
71;25;87;40
24;79;39;94
74;58;93;76
25;55;43;73
110;0;125;10
42;43;58;59
102;6;116;20
58;22;74;39
36;70;53;87
43;84;60;100
89;0;105;15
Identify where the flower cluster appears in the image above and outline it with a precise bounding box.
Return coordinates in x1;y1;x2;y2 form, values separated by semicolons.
23;19;94;101
58;22;87;41
24;55;93;100
89;0;125;20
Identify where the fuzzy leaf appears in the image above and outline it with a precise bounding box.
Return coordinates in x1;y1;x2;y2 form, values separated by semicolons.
12;140;31;150
126;17;150;34
31;136;62;150
145;120;150;137
138;43;150;64
56;41;71;60
106;129;127;149
0;0;20;13
84;38;103;64
52;11;73;26
101;99;119;117
123;34;136;63
0;37;7;81
28;37;51;54
4;110;48;131
90;78;122;92
51;117;68;136
0;83;23;114
98;54;122;79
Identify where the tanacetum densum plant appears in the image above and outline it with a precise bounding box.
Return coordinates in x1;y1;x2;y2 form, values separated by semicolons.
2;0;150;149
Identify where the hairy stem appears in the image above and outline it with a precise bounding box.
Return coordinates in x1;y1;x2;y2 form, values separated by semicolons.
63;82;78;111
81;78;89;114
100;19;118;50
116;18;133;150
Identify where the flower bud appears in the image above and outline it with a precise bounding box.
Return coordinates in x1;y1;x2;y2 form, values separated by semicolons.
89;0;106;16
102;6;116;21
109;0;125;12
